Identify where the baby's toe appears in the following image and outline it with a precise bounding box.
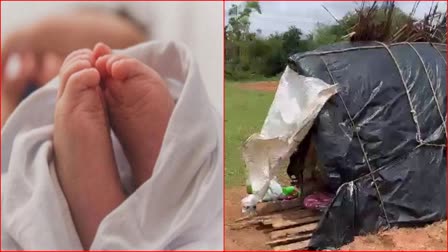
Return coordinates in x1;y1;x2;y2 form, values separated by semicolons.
96;54;130;80
58;59;92;98
95;55;113;79
60;59;92;85
93;42;112;60
59;50;95;98
62;49;93;68
63;68;100;99
110;58;155;81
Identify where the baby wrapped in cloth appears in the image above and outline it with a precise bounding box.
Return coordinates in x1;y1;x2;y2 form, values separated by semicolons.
1;41;223;250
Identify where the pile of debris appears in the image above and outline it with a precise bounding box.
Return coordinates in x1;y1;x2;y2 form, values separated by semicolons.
232;199;322;251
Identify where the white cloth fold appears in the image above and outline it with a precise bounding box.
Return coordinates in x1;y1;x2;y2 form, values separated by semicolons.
1;41;223;250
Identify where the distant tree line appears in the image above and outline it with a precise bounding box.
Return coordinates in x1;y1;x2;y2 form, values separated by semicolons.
225;1;446;80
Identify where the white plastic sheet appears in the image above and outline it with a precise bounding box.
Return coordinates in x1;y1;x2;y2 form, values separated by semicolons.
242;66;338;203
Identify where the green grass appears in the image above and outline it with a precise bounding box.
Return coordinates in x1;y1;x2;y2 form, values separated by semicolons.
225;81;276;187
225;74;282;83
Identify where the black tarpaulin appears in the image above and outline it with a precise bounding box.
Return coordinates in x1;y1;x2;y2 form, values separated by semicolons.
287;41;446;250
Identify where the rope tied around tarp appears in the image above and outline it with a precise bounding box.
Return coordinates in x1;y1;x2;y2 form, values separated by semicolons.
320;56;391;229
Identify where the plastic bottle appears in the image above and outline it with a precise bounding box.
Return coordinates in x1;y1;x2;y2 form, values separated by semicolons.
246;182;300;197
282;186;296;196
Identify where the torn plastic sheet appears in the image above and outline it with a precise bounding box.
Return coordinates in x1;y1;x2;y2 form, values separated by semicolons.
286;41;446;249
241;66;338;206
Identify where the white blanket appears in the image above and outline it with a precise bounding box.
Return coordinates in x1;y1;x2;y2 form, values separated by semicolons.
1;41;223;250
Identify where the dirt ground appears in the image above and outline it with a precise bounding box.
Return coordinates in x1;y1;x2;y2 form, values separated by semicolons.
225;187;271;250
341;221;447;251
225;186;447;251
238;81;278;92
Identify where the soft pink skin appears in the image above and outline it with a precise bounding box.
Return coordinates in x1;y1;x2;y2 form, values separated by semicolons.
95;43;175;188
53;42;175;248
53;46;125;249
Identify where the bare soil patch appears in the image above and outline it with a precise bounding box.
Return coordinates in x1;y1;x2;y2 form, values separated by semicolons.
225;186;447;251
238;81;278;92
341;221;447;251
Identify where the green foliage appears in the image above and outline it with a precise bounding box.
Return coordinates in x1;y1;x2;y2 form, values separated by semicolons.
225;2;324;80
225;1;434;81
226;2;262;41
312;23;347;46
226;25;312;81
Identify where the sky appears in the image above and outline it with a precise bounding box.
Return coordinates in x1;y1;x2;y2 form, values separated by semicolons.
225;1;447;36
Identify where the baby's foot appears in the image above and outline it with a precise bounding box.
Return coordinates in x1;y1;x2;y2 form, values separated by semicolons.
53;48;125;248
94;43;175;188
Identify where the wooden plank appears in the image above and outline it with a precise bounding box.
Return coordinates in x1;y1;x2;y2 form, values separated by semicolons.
262;219;273;225
233;208;318;228
235;215;252;223
272;215;320;230
229;218;267;230
270;222;318;240
268;209;318;222
232;205;320;231
257;198;303;215
273;239;311;251
266;233;312;246
231;214;273;228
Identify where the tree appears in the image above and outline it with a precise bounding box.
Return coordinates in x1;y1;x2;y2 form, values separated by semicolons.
225;2;263;79
312;23;347;46
282;26;308;57
226;2;262;42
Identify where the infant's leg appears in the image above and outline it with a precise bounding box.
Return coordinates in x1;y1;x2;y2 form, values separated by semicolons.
95;43;175;188
54;48;125;248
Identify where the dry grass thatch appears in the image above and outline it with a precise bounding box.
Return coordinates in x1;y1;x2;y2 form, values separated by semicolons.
333;1;446;43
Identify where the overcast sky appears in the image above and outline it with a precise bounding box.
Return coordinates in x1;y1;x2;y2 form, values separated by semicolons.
225;1;447;36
